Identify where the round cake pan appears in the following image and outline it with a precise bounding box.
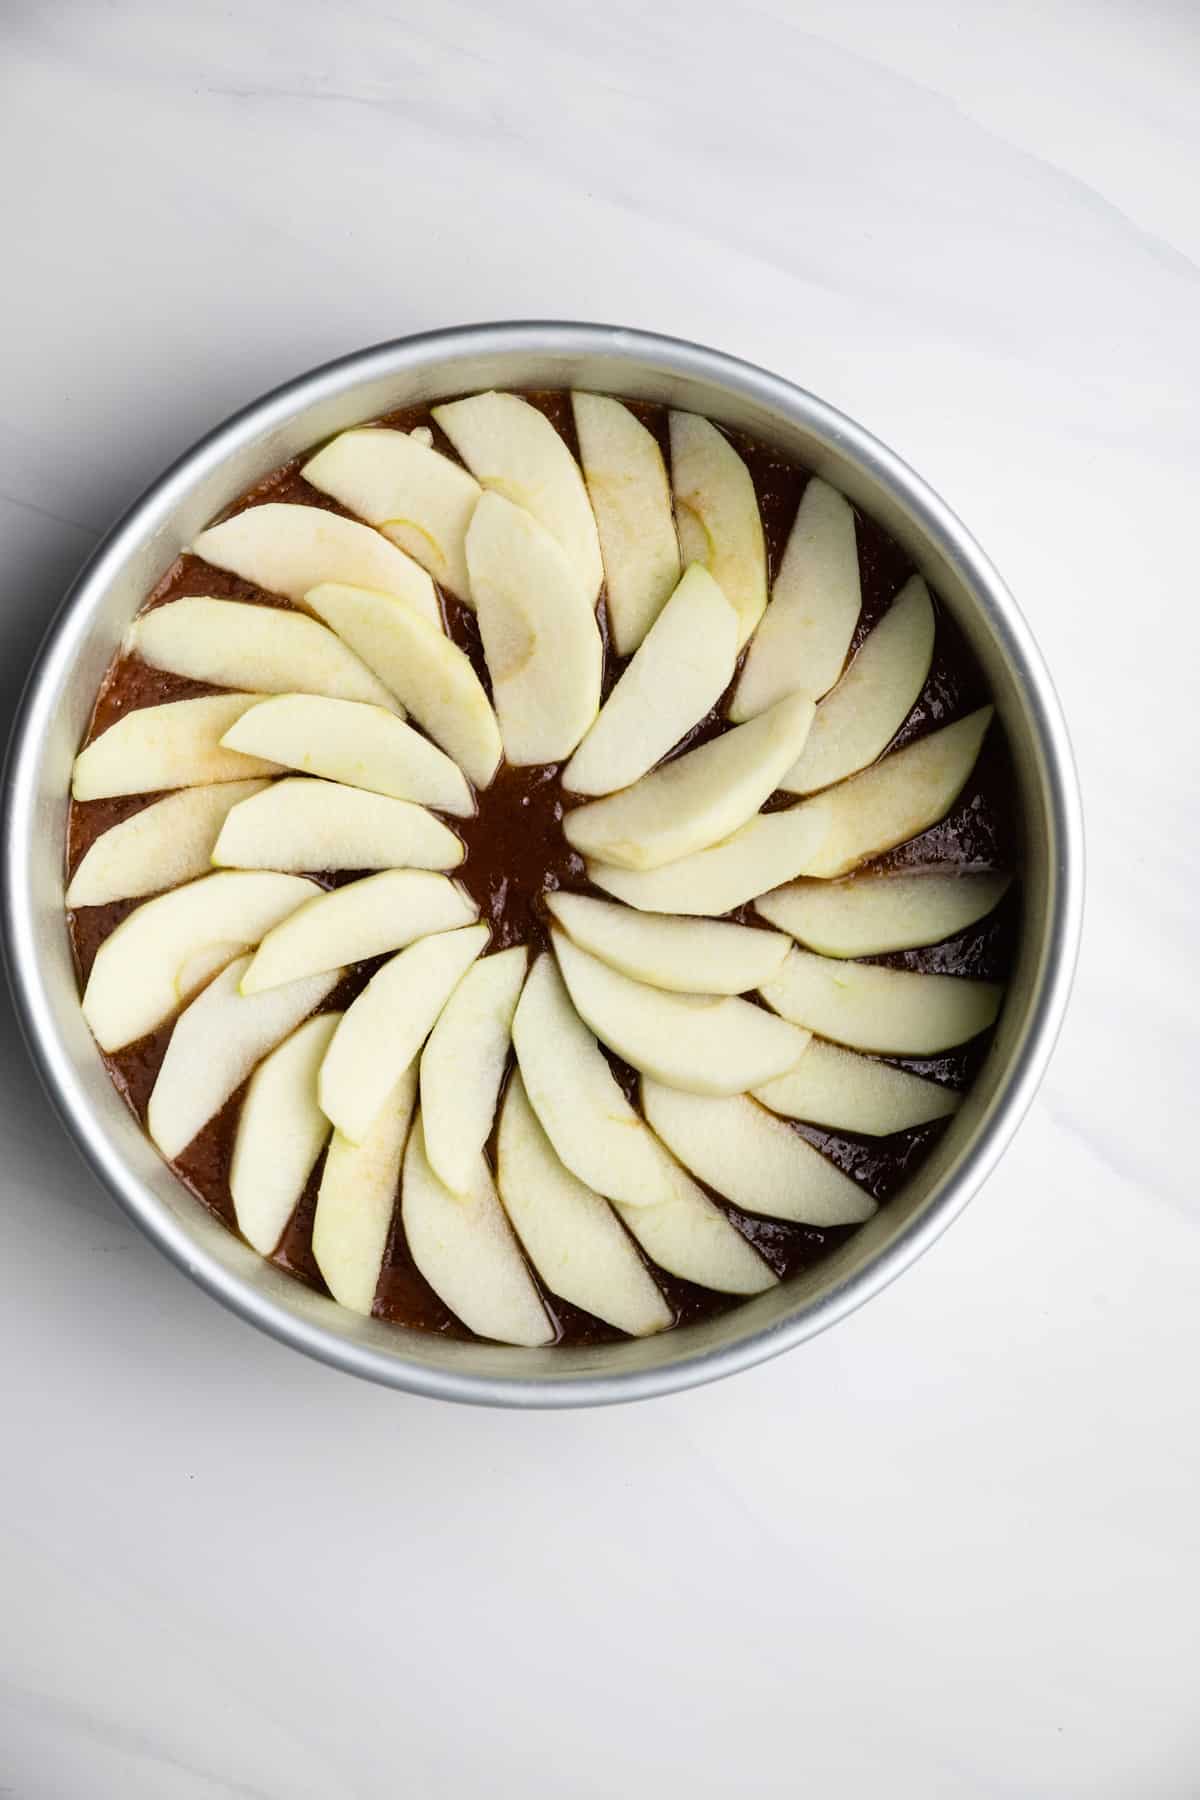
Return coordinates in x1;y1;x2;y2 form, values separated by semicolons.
1;323;1083;1407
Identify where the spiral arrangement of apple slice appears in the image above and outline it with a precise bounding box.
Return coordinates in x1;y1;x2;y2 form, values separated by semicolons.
67;391;1013;1346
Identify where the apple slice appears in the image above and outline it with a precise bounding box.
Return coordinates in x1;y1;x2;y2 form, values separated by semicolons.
754;1039;961;1134
561;565;737;796
191;502;440;626
464;492;603;764
71;694;278;800
545;892;789;994
614;1182;776;1296
730;477;860;720
130;597;401;712
781;576;936;793
570;392;680;654
304;583;501;787
586;800;831;917
401;1121;554;1348
66;780;270;907
793;706;995;878
761;946;1003;1054
81;870;317;1050
221;694;474;816
241;870;476;993
147;955;339;1159
312;1065;417;1315
511;953;692;1210
419;946;528;1194
302;428;482;603
669;411;767;648
756;870;1012;957
564;692;815;871
641;1079;876;1225
497;1072;671;1337
432;391;603;601
229;1012;340;1253
552;929;810;1095
319;923;489;1143
211;777;464;872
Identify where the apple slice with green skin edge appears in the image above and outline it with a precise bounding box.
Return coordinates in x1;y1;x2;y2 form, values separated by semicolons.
570;392;681;655
496;1072;672;1338
312;1065;418;1316
464;493;603;765
66;780;270;907
147;955;340;1161
586;799;832;918
564;691;815;872
241;870;477;994
511;954;691;1210
71;694;279;801
191;503;441;627
432;391;603;602
669;411;767;649
221;694;474;816
211;777;464;874
552;929;810;1096
614;1181;777;1297
561;565;737;797
230;1012;340;1254
419;946;528;1195
319;923;489;1144
302;428;482;604
130;598;402;713
641;1079;876;1226
304;582;502;788
401;1119;554;1348
753;1039;961;1135
755;869;1012;958
781;576;936;794
81;870;318;1051
760;946;1003;1054
545;892;789;995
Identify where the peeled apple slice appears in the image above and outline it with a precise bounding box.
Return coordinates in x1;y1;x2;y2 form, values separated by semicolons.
753;1039;962;1135
755;870;1012;958
211;777;464;872
587;801;831;918
761;946;1003;1054
241;870;476;993
230;1012;340;1253
312;1065;418;1315
669;411;767;648
419;946;528;1195
614;1182;777;1297
544;892;789;994
71;694;277;800
66;780;270;907
571;392;681;653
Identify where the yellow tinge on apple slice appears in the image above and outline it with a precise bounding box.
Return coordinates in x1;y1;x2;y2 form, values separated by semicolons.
419;945;528;1196
147;954;341;1160
496;1073;672;1338
192;502;441;625
640;1080;876;1226
587;800;832;917
756;870;1012;958
66;780;270;907
81;870;318;1051
303;427;482;603
669;410;767;649
433;390;603;602
71;694;279;800
551;930;810;1096
401;1120;554;1348
561;564;738;797
614;1179;777;1297
211;777;464;872
753;1039;961;1135
319;923;489;1144
761;946;1003;1055
241;870;477;993
781;576;936;793
312;1065;418;1315
304;582;502;788
130;597;401;712
545;892;789;995
730;476;861;719
230;1012;340;1254
465;492;602;765
221;694;474;816
563;691;815;871
571;392;681;654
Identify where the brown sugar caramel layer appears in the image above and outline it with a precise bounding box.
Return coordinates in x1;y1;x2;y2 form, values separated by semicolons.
66;392;1020;1346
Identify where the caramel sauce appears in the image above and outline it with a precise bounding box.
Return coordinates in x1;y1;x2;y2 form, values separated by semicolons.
65;391;1022;1346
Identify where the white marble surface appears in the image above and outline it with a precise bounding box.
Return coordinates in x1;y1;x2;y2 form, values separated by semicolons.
2;3;1198;1794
